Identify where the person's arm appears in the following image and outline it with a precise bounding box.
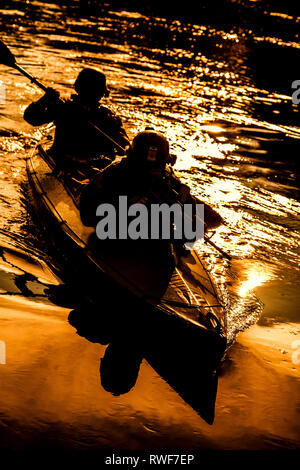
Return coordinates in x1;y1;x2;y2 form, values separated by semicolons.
173;179;224;231
24;88;60;126
112;117;130;154
201;201;224;230
101;109;130;155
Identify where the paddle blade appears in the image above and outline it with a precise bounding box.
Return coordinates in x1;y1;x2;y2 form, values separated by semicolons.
0;40;16;67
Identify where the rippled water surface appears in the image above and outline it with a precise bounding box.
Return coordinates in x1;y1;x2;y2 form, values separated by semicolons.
0;0;299;451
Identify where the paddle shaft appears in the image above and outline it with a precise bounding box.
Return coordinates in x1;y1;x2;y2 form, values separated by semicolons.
180;203;232;259
203;235;231;259
174;192;232;259
13;63;48;92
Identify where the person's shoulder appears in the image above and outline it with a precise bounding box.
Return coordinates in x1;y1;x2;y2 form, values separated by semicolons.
98;105;122;122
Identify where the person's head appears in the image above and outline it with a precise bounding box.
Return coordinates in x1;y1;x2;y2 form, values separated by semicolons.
74;68;109;104
127;130;171;179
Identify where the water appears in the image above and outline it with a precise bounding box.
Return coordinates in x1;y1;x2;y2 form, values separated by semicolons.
0;0;299;450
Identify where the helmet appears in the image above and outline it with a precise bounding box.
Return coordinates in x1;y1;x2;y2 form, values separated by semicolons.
74;68;109;97
128;130;170;165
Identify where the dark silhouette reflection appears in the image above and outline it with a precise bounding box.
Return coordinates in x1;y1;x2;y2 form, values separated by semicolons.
100;343;143;396
68;307;143;396
66;298;220;424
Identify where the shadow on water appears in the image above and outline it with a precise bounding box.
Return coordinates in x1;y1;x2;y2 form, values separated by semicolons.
72;306;219;425
48;278;221;425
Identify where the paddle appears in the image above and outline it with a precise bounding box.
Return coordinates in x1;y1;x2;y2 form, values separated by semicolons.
0;39;48;91
0;39;126;152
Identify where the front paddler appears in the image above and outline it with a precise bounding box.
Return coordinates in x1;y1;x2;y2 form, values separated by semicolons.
79;129;223;250
24;68;129;172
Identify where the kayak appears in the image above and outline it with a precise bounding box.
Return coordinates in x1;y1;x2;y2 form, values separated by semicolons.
26;133;227;369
